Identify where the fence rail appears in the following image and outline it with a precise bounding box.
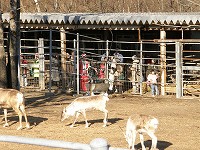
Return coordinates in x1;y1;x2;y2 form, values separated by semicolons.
0;135;128;150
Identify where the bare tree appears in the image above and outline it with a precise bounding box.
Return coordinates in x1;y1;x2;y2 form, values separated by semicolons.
33;0;41;12
8;0;20;89
0;2;7;88
2;0;200;13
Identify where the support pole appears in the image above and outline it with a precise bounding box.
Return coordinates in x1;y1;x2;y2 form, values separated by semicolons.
49;29;52;93
76;33;80;95
106;40;109;79
60;28;67;92
140;41;143;95
38;38;45;90
176;42;183;98
73;39;76;92
160;30;166;96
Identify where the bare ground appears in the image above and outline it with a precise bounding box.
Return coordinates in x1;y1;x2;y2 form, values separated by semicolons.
0;91;200;150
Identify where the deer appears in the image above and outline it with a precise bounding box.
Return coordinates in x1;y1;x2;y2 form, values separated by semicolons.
0;88;30;130
85;80;110;96
61;93;109;128
125;114;159;150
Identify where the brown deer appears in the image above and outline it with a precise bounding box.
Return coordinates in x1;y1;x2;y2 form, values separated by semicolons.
0;88;30;130
125;114;159;150
85;81;110;96
61;93;109;128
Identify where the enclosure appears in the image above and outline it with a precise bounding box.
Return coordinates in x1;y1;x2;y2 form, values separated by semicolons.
14;29;200;98
0;92;199;149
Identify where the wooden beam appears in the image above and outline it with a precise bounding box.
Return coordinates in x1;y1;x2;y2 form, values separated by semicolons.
155;39;200;43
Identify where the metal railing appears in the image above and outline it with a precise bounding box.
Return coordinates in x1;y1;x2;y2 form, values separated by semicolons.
0;135;128;150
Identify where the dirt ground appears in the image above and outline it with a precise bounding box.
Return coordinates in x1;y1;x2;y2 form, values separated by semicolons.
0;91;199;150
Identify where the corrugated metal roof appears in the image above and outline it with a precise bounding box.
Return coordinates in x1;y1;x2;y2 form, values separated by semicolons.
2;12;200;26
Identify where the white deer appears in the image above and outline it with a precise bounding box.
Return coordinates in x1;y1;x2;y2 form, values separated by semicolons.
125;114;159;150
0;88;30;130
61;93;109;128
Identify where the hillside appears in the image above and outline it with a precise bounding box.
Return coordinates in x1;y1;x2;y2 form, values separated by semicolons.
1;0;200;13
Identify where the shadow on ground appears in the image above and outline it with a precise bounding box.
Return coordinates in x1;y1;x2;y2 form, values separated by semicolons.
65;117;123;127
25;92;73;108
135;140;173;150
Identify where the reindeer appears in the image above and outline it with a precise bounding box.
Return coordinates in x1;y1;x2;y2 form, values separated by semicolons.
61;93;109;128
125;114;159;150
0;88;30;130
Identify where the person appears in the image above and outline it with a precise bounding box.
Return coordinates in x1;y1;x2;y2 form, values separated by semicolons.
146;59;157;81
147;70;159;96
79;53;90;91
51;54;60;86
113;52;123;63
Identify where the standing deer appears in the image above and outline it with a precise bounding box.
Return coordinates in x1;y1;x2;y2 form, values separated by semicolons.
61;93;109;128
125;114;159;150
85;80;110;96
0;88;30;130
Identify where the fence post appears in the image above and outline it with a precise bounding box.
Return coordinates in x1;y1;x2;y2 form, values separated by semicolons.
90;138;108;150
176;41;183;98
38;38;45;90
160;30;166;96
60;28;67;92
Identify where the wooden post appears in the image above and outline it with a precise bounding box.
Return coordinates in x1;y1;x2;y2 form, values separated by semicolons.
38;38;45;90
60;28;67;92
176;42;183;98
160;30;166;96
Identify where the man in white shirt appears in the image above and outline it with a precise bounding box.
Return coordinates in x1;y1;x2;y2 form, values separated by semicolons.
147;70;159;96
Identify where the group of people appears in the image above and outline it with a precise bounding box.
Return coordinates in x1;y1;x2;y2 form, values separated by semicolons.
81;52;160;96
79;52;160;96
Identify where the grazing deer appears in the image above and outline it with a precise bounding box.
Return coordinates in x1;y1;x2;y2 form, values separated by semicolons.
0;88;30;130
125;114;159;150
61;93;109;128
86;81;110;96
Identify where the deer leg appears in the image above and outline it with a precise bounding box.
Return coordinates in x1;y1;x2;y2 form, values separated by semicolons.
90;85;94;96
70;112;80;128
3;109;9;127
139;133;146;150
147;132;157;150
130;130;136;150
19;105;30;129
82;110;89;128
102;108;108;127
14;108;23;130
